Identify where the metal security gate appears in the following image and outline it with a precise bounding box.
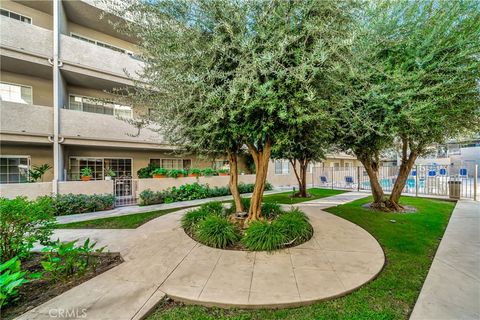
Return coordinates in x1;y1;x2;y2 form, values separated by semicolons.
313;164;479;200
114;178;137;206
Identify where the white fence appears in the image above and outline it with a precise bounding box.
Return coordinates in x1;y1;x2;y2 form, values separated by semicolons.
313;164;479;200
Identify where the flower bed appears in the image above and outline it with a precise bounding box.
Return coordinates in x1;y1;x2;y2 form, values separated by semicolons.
139;182;273;206
137;165;230;179
181;200;313;251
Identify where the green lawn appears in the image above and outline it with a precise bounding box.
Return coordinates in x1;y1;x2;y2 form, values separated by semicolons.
146;196;455;320
57;207;188;229
262;188;347;204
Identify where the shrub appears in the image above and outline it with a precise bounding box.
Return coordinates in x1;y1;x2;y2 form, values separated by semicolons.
199;201;224;215
0;197;56;261
276;208;313;245
243;220;286;251
139;189;163;206
0;257;29;307
188;168;202;175
137;163;158;178
41;238;105;282
167;169;182;178
152;168;168;176
195;215;240;249
261;202;283;219
202;168;217;176
45;194;115;216
226;197;250;215
181;207;210;232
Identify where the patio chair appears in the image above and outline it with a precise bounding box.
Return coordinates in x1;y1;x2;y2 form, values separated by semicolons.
345;176;354;188
319;176;329;186
428;170;436;177
439;168;447;176
459;168;468;178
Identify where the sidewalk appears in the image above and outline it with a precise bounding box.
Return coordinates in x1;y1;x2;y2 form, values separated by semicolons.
56;189;288;224
410;200;480;320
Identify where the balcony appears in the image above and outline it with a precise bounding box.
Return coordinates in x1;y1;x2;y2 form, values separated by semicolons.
0;101;53;143
0;17;53;72
60;34;144;85
60;108;168;149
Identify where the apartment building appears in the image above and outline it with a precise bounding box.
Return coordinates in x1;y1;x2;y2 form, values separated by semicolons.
0;0;221;188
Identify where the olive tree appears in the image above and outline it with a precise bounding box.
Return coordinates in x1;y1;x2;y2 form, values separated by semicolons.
338;0;480;210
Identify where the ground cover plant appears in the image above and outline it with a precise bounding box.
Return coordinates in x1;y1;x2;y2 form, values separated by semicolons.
139;182;272;206
147;196;454;319
262;188;347;205
182;202;313;251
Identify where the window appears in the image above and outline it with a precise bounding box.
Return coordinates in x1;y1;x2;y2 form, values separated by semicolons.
0;156;30;184
214;160;229;170
68;157;132;180
1;9;31;24
71;33;127;54
68;95;133;119
149;158;191;170
274;160;290;175
0;82;32;104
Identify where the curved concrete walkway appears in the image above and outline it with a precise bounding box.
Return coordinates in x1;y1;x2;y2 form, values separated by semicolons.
19;192;383;319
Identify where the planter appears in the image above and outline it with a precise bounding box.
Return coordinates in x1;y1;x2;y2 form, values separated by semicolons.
188;173;200;177
219;173;229;176
105;176;112;181
81;176;91;181
178;174;185;178
153;174;167;179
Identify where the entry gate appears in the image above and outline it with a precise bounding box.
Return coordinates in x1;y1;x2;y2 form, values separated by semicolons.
114;178;137;206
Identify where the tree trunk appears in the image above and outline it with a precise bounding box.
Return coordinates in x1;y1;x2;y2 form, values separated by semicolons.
227;150;243;213
359;156;386;207
388;148;418;210
290;159;308;197
247;141;272;221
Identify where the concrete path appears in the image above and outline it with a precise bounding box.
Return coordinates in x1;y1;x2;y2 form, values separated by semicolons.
56;189;288;225
18;192;380;319
410;200;480;320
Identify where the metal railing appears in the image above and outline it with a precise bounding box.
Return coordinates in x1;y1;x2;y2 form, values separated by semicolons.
313;164;479;200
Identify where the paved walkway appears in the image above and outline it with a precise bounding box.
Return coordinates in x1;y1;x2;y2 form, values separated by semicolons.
56;189;287;225
410;200;480;320
19;192;383;319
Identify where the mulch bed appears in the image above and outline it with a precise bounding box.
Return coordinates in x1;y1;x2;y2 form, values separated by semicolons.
1;252;123;320
362;203;418;213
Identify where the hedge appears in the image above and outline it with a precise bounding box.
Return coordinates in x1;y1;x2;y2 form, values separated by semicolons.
39;194;115;216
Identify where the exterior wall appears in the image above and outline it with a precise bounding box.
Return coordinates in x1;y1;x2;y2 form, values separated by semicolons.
137;174;256;194
0;72;53;107
0;144;54;181
67;22;139;53
0;102;53;138
0;181;52;199
62;147;215;179
58;180;113;195
0;0;53;30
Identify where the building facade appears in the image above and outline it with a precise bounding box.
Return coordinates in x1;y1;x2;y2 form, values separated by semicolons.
0;0;221;188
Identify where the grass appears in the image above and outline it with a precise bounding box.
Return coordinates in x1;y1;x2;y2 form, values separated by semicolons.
146;196;455;320
57;207;187;229
262;188;347;204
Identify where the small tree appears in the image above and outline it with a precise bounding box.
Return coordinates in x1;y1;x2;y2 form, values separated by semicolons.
338;0;480;210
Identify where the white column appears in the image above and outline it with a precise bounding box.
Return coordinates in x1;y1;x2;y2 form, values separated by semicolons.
52;0;65;193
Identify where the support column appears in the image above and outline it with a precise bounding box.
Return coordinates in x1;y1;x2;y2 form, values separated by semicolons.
52;0;65;193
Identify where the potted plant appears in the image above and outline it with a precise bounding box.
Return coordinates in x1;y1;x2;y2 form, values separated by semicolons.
105;168;116;180
178;169;187;178
188;168;201;177
152;168;168;178
167;169;182;178
202;167;216;177
218;168;229;176
80;167;92;181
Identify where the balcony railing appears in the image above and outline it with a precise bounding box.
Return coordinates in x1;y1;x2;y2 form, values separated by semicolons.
0;101;53;136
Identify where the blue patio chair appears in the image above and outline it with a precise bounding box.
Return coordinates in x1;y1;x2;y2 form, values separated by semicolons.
345;176;354;188
411;170;417;177
428;170;436;177
439;168;447;176
320;176;329;185
459;168;467;177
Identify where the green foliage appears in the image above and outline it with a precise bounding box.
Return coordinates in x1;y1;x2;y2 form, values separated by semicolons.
201;168;216;176
41;239;105;282
152;168;168;176
28;164;52;183
188;168;201;175
276;208;313;245
225;197;250;215
0;257;29;307
137;163;158;178
260;202;283;219
167;169;183;178
217;169;229;174
181;208;211;233
139;182;272;206
106;168;116;177
0;197;56;261
43;194;115;216
199;201;224;216
80;167;92;177
243;221;286;251
195;215;240;249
